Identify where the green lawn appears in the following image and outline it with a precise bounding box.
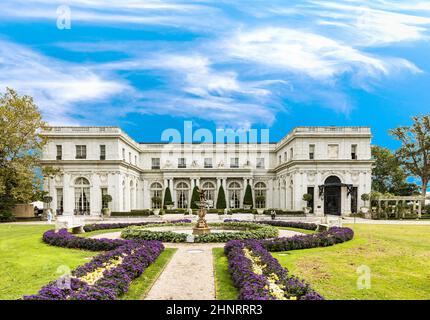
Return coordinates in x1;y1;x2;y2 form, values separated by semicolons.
213;248;238;300
0;224;98;299
273;224;430;300
121;248;176;300
0;224;176;300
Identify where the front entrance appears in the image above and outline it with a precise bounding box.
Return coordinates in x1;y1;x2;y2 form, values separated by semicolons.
324;176;341;215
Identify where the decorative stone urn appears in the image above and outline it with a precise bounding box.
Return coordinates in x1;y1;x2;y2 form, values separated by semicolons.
193;188;211;235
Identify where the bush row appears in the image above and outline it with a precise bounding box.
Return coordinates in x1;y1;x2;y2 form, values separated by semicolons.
111;210;153;217
263;209;305;216
224;239;323;300
121;222;279;243
23;240;164;300
223;219;318;231
261;227;354;252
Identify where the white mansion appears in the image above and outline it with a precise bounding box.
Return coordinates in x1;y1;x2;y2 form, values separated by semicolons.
40;126;373;216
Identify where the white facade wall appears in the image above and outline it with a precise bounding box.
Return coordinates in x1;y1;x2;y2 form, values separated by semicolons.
40;126;373;217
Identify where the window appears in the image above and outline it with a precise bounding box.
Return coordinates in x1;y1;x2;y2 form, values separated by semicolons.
178;157;186;168
122;148;125;161
56;145;62;160
328;144;339;159
278;155;281;165
101;188;108;209
75;145;87;159
202;181;215;208
228;181;241;208
74;177;90;214
307;187;314;213
309;144;315;160
290;147;293;160
100;145;106;160
129;152;131;163
56;188;63;214
256;158;265;169
151;158;160;169
176;182;189;208
255;182;267;209
230;157;239;168
150;182;163;209
284;151;287;161
204;158;213;168
351;144;357;160
135;155;137;165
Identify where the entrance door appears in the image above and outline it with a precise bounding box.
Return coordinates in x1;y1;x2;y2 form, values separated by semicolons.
324;186;341;215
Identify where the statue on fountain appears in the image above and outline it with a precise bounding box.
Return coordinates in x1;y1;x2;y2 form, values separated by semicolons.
192;187;211;235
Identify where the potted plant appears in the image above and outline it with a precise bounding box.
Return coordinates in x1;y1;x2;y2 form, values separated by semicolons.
102;194;112;216
302;193;313;214
152;196;162;215
360;193;370;215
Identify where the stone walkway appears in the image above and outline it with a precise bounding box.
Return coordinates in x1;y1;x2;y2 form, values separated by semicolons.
91;229;302;300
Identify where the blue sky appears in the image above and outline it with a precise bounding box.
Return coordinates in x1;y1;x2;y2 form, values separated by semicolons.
0;0;429;148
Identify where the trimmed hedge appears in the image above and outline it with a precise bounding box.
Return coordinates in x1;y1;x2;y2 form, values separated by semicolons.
84;219;192;232
263;209;305;216
224;219;318;231
111;210;153;217
121;222;279;243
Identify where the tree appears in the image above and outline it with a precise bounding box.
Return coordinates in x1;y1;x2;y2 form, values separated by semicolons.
243;184;254;208
361;193;370;207
190;186;200;209
0;88;48;220
163;187;173;208
371;145;419;196
389;116;430;201
216;185;226;209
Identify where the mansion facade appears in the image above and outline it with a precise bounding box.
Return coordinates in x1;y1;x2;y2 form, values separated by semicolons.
40;126;373;216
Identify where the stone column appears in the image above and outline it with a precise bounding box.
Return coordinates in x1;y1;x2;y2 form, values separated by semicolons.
223;178;229;209
63;173;74;216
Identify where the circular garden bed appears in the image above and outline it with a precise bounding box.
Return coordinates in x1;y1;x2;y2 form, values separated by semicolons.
121;222;279;243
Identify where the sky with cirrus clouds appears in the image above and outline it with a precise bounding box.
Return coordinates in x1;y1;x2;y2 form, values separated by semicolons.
0;0;429;147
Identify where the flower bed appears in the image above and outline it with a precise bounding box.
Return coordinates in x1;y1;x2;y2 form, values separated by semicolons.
23;240;164;300
43;229;130;251
225;239;323;300
261;227;354;252
121;222;279;243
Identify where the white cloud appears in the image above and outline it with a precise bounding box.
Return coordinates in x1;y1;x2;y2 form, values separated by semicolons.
0;40;132;125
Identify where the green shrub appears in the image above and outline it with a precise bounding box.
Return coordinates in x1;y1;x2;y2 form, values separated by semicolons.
111;210;153;217
263;209;305;216
216;185;226;209
190;186;200;209
163;187;173;208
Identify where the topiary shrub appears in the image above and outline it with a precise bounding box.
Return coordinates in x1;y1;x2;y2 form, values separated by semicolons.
243;184;253;209
190;186;200;209
216;185;226;209
163;187;173;208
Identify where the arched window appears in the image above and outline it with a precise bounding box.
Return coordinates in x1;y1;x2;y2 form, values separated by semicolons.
255;182;267;209
150;182;163;209
325;175;341;184
74;177;90;215
176;182;189;209
201;181;215;208
228;181;242;209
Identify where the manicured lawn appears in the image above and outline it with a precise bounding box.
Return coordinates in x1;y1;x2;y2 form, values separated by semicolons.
277;226;315;234
0;224;97;300
213;248;238;300
121;248;176;300
273;224;430;300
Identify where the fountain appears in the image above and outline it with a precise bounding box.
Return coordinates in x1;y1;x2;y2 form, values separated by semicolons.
192;187;211;235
